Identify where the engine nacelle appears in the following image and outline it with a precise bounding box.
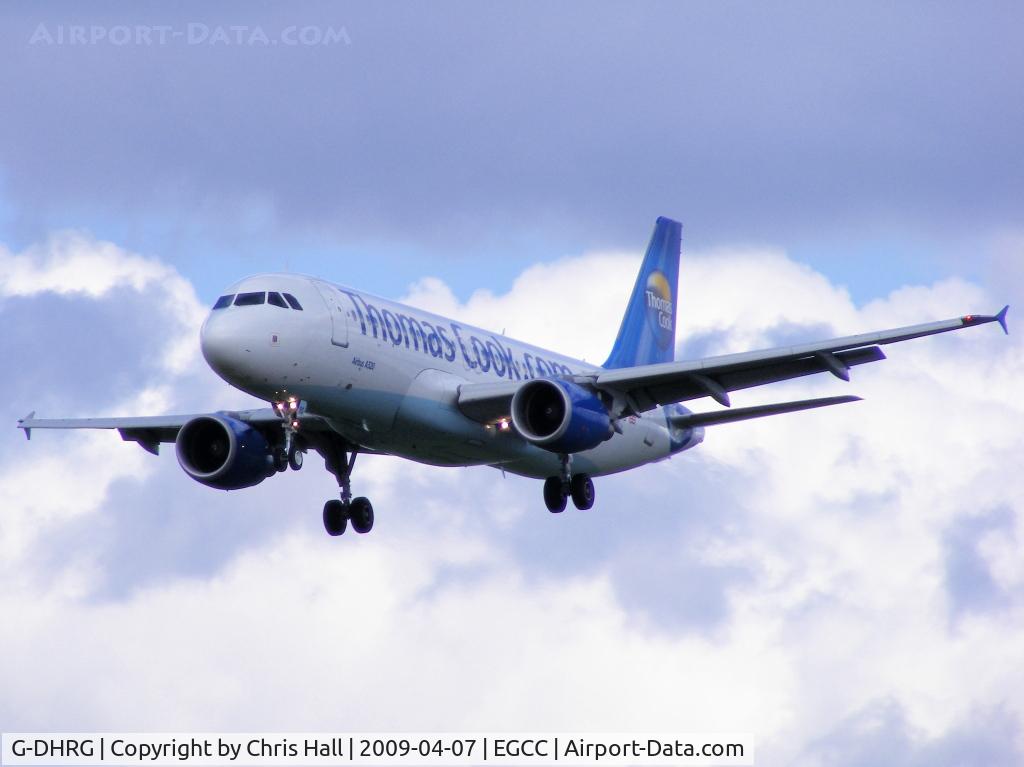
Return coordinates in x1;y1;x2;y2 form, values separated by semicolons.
175;414;272;490
510;379;613;454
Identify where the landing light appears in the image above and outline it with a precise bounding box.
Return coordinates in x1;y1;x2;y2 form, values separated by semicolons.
498;419;511;431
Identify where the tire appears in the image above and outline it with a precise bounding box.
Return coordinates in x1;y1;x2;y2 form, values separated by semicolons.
543;477;567;513
288;449;304;471
273;447;288;473
323;499;348;536
570;474;595;510
350;496;374;534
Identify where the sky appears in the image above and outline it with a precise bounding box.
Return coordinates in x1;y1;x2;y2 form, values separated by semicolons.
1;2;1022;765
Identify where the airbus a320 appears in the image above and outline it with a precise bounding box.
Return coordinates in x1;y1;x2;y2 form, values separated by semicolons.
18;218;1009;536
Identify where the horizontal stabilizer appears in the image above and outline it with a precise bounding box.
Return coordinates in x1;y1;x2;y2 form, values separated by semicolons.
18;411;35;440
668;395;862;429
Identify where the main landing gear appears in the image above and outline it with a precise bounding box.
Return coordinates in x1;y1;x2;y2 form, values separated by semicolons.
543;454;595;513
321;441;374;537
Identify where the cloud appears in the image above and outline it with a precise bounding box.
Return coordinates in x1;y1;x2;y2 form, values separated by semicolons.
402;254;637;362
0;231;206;375
399;245;858;363
0;232;219;583
801;698;1024;767
404;241;1024;760
3;233;1022;765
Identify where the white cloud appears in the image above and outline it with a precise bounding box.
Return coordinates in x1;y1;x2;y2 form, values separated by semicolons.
405;241;1024;760
2;234;1022;765
401;246;861;362
402;253;638;363
0;233;208;582
0;231;206;374
0;528;795;733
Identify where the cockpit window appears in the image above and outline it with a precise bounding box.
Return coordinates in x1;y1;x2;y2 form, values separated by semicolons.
234;292;266;306
267;292;288;309
283;293;303;310
212;295;234;310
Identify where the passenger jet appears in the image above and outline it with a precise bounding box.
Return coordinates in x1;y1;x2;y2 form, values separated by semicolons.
18;218;1009;536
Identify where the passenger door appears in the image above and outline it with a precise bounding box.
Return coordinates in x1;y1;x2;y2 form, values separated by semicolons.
313;281;349;348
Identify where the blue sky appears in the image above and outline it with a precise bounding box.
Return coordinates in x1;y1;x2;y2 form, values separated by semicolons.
1;3;1023;765
1;2;1021;302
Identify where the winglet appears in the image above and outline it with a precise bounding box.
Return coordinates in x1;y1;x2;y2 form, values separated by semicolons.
996;304;1010;335
961;305;1010;334
18;411;36;440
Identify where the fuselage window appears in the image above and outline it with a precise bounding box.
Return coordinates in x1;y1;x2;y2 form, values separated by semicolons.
234;292;266;306
283;293;303;310
212;295;234;310
267;292;288;309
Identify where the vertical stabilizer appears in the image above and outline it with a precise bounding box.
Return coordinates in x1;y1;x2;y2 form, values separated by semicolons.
602;217;681;369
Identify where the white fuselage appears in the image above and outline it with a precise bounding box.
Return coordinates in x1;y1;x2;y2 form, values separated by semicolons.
200;273;703;479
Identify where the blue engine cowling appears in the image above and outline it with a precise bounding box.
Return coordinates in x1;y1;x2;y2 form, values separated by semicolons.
175;414;272;490
510;379;613;454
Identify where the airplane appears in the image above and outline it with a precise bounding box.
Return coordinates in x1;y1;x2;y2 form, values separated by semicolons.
18;217;1009;537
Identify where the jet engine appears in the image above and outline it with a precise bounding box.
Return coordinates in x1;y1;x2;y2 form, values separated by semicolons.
510;379;613;454
175;414;273;490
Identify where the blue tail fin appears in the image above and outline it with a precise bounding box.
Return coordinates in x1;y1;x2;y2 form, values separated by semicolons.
602;216;682;369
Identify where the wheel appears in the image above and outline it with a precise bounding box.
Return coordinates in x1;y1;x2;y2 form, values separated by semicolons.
273;447;288;473
543;476;567;513
288;448;304;471
570;474;595;510
323;499;348;536
350;496;374;534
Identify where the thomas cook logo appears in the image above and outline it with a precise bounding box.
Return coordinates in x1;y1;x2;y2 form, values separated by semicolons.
645;270;674;349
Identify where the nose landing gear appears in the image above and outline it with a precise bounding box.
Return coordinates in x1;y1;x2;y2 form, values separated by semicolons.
272;397;306;474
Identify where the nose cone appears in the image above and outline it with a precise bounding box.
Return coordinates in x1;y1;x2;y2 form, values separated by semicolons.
201;310;254;383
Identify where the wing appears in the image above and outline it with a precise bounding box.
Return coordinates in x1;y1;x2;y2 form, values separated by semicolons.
17;408;333;455
457;306;1009;422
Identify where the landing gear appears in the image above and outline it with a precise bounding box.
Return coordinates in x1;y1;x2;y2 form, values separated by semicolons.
350;497;374;534
323;499;348;536
543;455;595;512
320;495;374;536
570;474;595;510
319;439;375;536
543;477;567;513
272;396;305;473
272;399;375;537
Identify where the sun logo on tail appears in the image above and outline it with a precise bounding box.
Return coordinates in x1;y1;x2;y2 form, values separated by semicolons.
644;270;674;350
